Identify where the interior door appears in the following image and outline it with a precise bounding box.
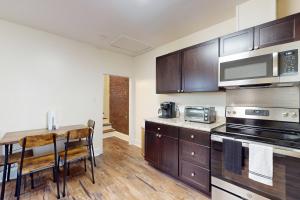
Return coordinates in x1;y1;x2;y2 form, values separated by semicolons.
109;75;129;135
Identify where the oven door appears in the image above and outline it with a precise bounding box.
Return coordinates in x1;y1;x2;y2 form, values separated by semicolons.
211;134;300;200
219;52;279;88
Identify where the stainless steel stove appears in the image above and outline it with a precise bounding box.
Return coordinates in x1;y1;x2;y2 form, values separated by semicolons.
211;106;300;200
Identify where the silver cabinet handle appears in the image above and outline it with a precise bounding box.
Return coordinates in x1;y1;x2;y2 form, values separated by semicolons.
177;90;180;92
190;134;194;139
191;172;195;177
157;127;160;130
181;90;184;92
158;134;162;138
191;152;195;156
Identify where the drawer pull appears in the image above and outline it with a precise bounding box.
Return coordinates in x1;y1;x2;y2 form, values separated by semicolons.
156;134;159;137
191;152;195;156
157;128;160;130
191;172;195;177
158;134;162;138
190;134;194;139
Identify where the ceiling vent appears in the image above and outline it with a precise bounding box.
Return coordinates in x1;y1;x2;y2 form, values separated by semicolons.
110;35;152;55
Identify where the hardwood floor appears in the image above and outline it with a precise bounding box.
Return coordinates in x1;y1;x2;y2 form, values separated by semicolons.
3;137;210;200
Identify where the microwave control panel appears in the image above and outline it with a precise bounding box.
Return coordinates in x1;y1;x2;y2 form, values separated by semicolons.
279;49;298;75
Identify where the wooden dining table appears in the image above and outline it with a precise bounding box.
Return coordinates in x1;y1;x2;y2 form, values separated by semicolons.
0;125;87;200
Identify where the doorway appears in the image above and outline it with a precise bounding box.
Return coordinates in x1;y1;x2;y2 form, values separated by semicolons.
103;74;130;142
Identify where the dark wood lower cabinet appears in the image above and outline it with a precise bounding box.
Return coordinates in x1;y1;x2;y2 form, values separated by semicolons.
144;121;211;195
179;160;210;194
160;135;179;177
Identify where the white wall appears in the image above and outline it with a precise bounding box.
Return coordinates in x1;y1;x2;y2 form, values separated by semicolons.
133;19;235;147
0;19;134;155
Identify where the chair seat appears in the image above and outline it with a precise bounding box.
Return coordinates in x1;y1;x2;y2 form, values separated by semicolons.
59;146;88;162
0;149;34;166
19;153;55;175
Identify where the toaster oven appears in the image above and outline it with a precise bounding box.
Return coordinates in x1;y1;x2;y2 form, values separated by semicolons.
184;106;216;124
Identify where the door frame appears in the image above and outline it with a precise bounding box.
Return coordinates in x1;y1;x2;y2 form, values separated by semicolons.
101;73;135;146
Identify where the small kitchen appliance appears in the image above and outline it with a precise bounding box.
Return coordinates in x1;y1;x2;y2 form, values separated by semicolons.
219;41;300;88
184;106;216;123
211;106;300;200
158;102;177;118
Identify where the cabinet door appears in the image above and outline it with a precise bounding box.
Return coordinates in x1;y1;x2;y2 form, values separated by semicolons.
156;51;182;94
160;135;179;177
145;131;160;166
182;39;219;92
254;14;299;49
220;28;254;56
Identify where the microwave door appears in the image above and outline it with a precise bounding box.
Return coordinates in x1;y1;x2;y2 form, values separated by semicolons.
219;52;279;87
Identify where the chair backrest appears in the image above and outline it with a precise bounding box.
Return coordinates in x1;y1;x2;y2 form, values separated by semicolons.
88;119;95;130
18;133;57;148
66;128;91;140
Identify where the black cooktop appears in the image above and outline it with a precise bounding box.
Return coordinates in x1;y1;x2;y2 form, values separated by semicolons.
212;123;300;149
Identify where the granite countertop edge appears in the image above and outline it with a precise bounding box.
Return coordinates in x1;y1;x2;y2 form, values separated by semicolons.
144;117;225;132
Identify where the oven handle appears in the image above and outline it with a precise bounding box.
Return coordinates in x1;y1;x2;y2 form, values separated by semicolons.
273;52;278;77
211;134;300;158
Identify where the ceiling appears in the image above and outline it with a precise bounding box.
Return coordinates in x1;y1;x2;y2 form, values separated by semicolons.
0;0;241;56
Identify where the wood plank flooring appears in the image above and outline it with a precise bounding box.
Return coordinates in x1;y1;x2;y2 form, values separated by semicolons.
3;137;210;200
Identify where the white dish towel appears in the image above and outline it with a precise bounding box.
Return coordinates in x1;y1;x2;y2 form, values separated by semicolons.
249;143;273;186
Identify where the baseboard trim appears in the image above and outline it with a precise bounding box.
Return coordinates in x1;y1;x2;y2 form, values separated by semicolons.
103;131;129;142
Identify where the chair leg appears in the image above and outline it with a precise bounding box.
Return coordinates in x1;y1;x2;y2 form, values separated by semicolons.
7;164;11;182
88;143;95;184
54;166;60;199
14;174;19;197
67;163;71;176
30;173;34;189
52;168;56;183
16;172;22;200
92;143;96;167
84;158;87;172
63;160;68;197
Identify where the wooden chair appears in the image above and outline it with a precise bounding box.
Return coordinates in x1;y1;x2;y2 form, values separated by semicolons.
0;145;33;182
15;133;60;200
59;128;95;197
87;119;96;167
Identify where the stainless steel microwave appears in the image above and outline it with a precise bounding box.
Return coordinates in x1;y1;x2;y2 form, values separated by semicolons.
218;41;300;88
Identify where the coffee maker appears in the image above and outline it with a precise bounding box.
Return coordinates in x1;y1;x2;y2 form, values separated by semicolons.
158;102;177;118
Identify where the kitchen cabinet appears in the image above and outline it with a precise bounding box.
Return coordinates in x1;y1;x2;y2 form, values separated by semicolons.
156;39;220;94
254;13;300;49
220;28;254;56
182;39;219;92
179;128;211;194
156;51;182;94
144;122;179;176
145;121;211;195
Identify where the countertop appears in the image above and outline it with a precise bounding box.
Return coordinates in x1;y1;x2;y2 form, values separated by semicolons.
145;117;225;132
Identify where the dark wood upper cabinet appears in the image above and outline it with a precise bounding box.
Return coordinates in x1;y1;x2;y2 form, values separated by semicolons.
254;13;300;49
220;28;254;56
156;51;181;94
182;39;219;92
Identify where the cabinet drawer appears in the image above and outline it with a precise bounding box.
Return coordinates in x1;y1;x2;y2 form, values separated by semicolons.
179;160;210;193
179;140;210;169
145;121;179;138
179;128;210;146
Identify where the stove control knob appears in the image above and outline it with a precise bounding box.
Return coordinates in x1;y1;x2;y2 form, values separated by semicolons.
291;112;297;118
226;110;231;115
232;111;236;115
282;112;289;117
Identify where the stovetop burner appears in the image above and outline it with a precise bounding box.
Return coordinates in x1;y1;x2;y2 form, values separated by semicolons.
212;107;300;149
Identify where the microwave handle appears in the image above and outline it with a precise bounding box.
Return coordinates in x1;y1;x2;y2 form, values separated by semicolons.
273;52;278;77
211;134;300;158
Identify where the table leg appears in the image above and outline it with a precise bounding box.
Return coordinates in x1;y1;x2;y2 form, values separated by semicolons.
1;144;9;200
